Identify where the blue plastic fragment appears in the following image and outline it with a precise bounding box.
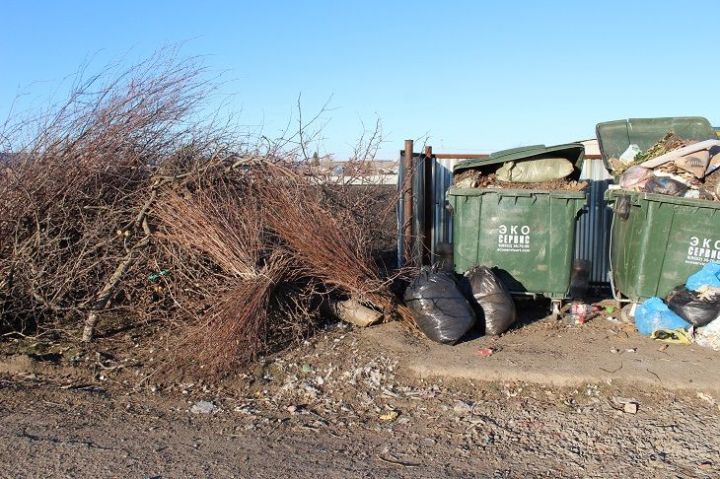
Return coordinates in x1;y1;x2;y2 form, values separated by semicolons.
686;262;720;292
634;297;691;336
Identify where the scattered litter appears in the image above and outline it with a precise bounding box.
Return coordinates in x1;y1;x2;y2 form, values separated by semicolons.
623;402;639;414
695;317;720;351
379;410;399;422
697;392;716;405
453;400;474;414
566;302;593;325
611;397;639;414
650;328;692;345
190;400;218;414
476;348;494;358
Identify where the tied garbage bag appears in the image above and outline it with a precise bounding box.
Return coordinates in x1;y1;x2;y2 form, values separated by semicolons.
404;268;476;344
644;176;689;196
464;266;516;335
634;297;691;336
686;262;720;291
666;286;720;327
495;157;574;183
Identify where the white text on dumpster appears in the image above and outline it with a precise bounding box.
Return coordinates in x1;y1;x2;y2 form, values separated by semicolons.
686;236;720;265
497;225;531;252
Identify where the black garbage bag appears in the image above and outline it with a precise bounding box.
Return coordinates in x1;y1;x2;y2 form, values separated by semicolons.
644;176;689;196
465;266;516;335
404;269;476;344
666;286;720;327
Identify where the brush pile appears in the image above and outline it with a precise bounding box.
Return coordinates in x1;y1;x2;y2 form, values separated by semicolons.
0;52;401;378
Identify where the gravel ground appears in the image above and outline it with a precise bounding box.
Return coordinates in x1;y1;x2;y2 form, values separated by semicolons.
1;326;719;478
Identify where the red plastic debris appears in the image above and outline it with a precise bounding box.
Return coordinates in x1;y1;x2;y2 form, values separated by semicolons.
476;348;494;358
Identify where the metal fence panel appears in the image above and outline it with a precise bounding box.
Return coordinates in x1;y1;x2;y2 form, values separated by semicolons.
574;159;613;284
431;158;461;261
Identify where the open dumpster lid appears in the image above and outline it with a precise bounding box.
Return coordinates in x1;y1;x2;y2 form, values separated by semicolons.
595;117;716;170
453;143;585;174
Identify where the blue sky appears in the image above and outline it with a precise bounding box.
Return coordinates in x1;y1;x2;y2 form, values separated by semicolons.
2;1;719;159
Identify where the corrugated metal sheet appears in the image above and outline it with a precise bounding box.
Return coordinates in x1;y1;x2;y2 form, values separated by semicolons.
430;157;461;261
574;159;613;284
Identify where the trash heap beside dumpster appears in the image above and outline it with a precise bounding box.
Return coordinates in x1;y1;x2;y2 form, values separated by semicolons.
402;117;720;351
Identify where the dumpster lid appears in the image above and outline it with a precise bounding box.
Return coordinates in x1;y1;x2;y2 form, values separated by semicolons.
453;143;585;173
595;117;716;170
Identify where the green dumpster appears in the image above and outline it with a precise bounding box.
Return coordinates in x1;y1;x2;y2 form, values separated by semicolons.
448;144;586;300
598;117;720;302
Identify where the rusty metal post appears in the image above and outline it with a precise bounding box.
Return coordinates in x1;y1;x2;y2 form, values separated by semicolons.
402;139;414;266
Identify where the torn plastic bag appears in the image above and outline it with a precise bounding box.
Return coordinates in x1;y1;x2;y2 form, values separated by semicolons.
695;318;720;351
643;176;689;196
619;166;652;189
650;328;692;344
619;144;641;164
495;157;574;183
686;262;720;291
634;297;691;336
464;266;516;335
666;286;720;327
404;268;476;344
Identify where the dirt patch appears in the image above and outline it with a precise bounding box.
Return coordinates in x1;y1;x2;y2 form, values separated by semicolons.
1;321;720;478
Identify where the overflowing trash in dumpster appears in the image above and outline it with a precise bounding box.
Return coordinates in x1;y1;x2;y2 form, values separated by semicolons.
609;132;720;200
453;156;588;191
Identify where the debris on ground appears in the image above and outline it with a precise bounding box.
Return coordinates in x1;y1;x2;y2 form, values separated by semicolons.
191;400;219;414
476;348;494;358
611;397;639;414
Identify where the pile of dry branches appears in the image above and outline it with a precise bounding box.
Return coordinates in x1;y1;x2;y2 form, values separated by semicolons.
0;52;401;378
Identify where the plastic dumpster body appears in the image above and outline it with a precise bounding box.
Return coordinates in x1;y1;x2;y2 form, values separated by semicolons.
448;144;586;300
606;190;720;301
597;117;719;302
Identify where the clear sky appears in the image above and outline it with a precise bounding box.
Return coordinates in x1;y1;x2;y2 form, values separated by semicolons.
2;0;719;159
